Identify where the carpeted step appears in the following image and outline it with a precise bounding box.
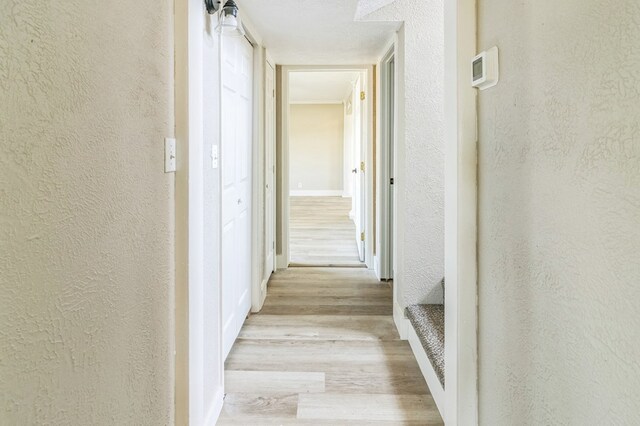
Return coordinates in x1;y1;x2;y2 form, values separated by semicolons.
405;304;445;387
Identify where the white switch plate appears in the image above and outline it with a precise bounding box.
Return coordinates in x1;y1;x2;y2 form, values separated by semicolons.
211;145;218;169
165;138;176;173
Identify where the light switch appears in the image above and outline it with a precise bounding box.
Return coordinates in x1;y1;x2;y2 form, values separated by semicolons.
211;145;219;169
165;138;176;173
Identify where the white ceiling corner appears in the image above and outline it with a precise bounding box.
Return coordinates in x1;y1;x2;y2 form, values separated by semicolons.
289;71;360;104
238;0;400;65
354;0;398;20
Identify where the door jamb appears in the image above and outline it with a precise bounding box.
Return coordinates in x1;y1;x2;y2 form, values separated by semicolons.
244;29;266;313
174;1;224;424
378;45;396;281
278;65;375;270
260;54;277;298
444;0;478;423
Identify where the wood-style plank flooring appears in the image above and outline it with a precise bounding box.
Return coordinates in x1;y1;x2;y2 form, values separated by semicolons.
290;196;363;266
219;267;443;425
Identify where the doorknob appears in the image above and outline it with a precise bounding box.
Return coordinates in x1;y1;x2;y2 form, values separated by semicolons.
237;198;242;204
352;168;358;174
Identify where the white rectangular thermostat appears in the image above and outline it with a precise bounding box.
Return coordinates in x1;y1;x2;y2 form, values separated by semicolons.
472;46;499;90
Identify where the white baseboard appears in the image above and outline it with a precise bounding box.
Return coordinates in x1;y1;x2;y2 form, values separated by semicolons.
406;323;446;422
393;301;408;340
290;190;343;197
251;277;269;313
373;255;381;280
276;254;288;270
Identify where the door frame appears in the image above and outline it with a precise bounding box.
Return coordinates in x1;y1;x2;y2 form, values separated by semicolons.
261;54;277;297
175;1;225;424
175;3;266;423
444;0;479;423
377;45;396;281
277;65;375;270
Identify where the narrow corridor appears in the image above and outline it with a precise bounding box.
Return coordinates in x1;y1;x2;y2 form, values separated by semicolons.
219;267;443;424
289;197;362;266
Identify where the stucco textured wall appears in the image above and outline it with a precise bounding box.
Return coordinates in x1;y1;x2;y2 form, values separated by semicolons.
363;0;445;306
0;1;174;424
477;0;640;424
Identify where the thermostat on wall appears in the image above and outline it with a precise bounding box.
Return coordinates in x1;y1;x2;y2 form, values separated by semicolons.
472;46;499;90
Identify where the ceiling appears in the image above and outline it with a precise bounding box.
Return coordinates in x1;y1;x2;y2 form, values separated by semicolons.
289;71;360;104
238;0;401;64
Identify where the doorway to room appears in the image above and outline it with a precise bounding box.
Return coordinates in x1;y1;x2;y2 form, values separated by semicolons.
286;70;366;267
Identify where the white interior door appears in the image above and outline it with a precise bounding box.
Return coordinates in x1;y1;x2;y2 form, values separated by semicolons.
353;76;365;261
221;35;253;359
264;61;276;278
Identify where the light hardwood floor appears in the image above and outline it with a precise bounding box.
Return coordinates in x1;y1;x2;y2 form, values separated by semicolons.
289;196;363;266
220;267;444;425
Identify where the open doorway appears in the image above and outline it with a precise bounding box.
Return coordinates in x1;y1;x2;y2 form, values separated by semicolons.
286;71;366;267
378;47;395;280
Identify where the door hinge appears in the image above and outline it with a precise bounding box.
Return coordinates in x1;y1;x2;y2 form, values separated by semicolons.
360;91;366;101
360;161;365;172
360;232;365;241
390;177;394;185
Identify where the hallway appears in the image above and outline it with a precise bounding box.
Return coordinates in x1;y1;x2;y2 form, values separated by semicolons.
290;197;362;266
219;267;443;424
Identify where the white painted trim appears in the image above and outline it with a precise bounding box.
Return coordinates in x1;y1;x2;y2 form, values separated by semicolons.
264;53;277;284
203;388;224;426
444;0;479;424
258;277;268;306
373;254;380;279
279;65;376;272
406;324;446;421
363;66;375;271
376;45;396;281
290;190;344;197
174;2;224;425
276;254;288;270
248;36;264;313
238;4;270;315
390;29;403;325
375;35;398;64
393;301;408;340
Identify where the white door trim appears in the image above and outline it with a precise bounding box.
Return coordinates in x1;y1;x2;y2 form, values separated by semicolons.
174;1;224;424
278;65;375;270
377;45;396;280
261;55;276;302
444;0;479;424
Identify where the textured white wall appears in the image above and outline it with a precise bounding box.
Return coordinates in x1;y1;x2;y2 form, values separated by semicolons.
290;104;345;192
363;0;445;306
0;1;174;423
477;1;640;424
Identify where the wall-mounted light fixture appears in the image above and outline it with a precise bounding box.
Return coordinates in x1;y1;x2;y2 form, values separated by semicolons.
204;0;221;14
205;0;241;34
217;0;240;34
